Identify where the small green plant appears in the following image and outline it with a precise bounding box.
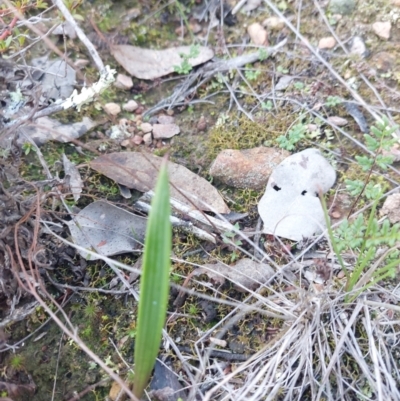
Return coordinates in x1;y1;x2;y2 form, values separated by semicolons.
22;142;36;155
188;303;199;316
259;48;268;61
276;65;289;74
9;354;24;371
345;118;397;200
216;112;229;127
174;44;200;74
325;96;342;107
244;68;261;81
293;81;305;90
277;123;307;151
133;161;171;398
0;1;48;53
222;223;243;262
261;100;273;110
321;194;399;303
83;301;99;321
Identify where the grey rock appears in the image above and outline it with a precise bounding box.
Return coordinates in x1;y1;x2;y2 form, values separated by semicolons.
349;36;369;58
329;0;356;15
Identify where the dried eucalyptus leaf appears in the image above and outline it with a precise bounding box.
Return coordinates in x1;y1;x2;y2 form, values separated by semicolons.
195;258;274;291
90;152;229;213
111;45;214;80
67;201;147;259
62;154;83;202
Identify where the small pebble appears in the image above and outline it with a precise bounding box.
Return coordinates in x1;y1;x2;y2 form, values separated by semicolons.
123;100;139;112
372;21;391;40
143;133;152;146
114;73;133;90
337;270;346;279
135;106;145;115
125;7;141;20
262;16;285;30
158;115;175;124
175;26;187;36
197;115;207;132
349;36;369;58
132;135;143;145
103;102;121;116
327;116;348;126
318;37;336;49
330;210;341;219
152;123;180;139
120;139;131;147
140;123;153;134
189;22;202;34
307;123;318;132
247;23;268;46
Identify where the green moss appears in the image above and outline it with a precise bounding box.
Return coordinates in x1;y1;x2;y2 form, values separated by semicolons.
206;112;297;160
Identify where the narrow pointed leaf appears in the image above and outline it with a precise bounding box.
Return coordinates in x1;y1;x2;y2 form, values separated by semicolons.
134;162;171;397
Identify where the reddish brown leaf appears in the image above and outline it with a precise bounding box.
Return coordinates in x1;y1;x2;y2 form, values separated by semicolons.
90;152;229;213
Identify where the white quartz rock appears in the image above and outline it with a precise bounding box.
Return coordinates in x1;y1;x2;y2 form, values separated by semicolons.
258;148;336;241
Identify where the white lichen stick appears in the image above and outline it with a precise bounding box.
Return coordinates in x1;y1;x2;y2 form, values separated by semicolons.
62;66;116;111
135;200;217;243
143;191;234;233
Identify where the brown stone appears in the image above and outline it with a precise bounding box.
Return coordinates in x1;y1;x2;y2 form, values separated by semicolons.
132;135;143;145
197;115;207;132
209;147;290;190
103;102;121;116
120;139;131;148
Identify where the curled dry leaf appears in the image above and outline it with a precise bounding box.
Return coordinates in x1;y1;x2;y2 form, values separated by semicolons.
194;258;274;291
258;148;336;241
17;116;97;146
39;59;76;100
67;201;147;260
62;154;83;202
149;360;187;401
111;45;214;80
90;152;229;213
